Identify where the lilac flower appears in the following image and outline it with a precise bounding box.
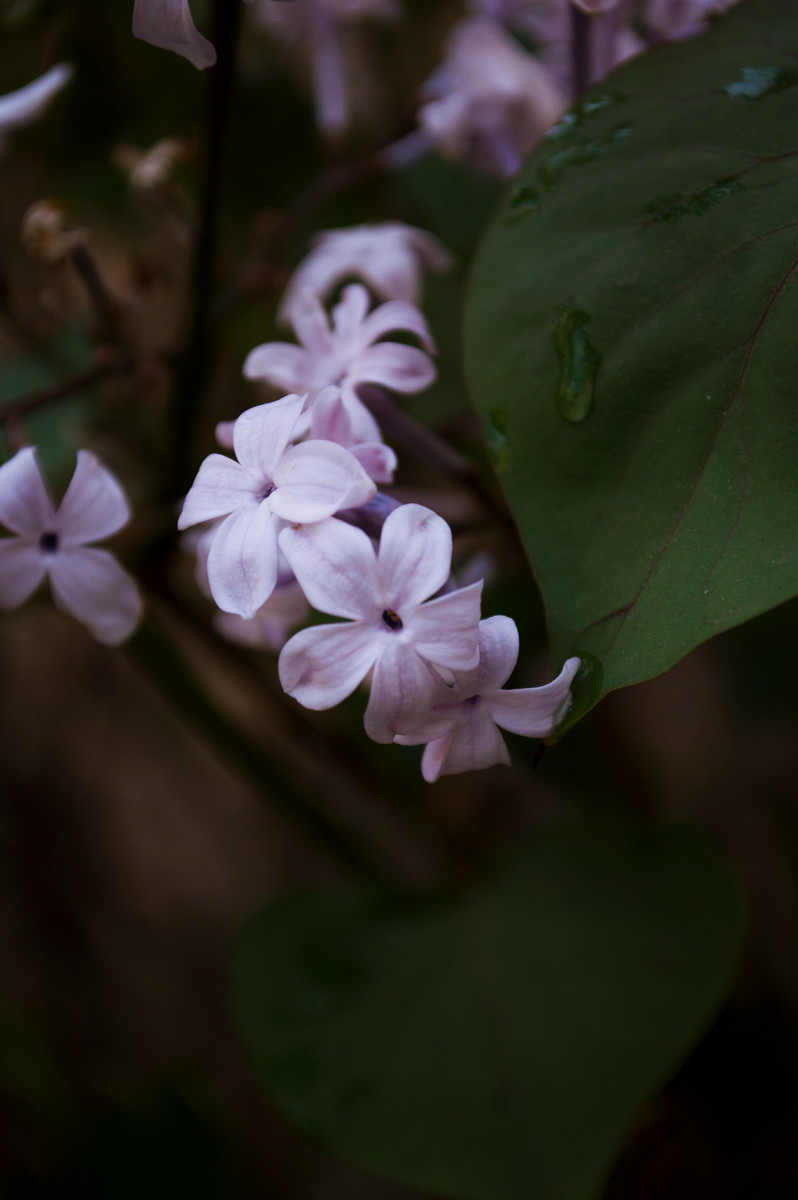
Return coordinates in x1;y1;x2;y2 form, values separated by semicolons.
417;18;566;176
215;581;310;651
243;284;436;428
645;0;740;38
0;447;142;645
0;64;72;155
132;0;217;68
278;222;452;326
177;392;376;619
278;504;482;743
310;385;396;483
396;616;581;781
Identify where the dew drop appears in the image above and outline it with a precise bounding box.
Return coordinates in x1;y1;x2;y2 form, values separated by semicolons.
726;66;798;99
552;305;601;422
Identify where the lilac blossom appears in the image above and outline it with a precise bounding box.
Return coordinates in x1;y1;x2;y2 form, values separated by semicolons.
278;504;482;743
132;0;218;68
0;447;142;645
645;0;741;38
177;392;375;619
416;17;567;176
243;284;436;430
396;616;581;781
0;64;72;155
278;222;452;326
310;385;396;484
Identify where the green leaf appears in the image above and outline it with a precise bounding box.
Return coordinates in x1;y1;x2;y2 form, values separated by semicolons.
233;812;742;1200
464;0;798;726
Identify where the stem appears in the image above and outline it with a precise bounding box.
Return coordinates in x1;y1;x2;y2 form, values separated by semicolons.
127;614;393;882
0;353;133;426
570;4;591;99
171;0;243;493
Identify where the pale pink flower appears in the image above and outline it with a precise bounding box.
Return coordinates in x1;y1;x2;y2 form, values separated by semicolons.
215;580;310;651
177;392;375;619
243;284;436;430
0;447;142;645
418;17;567;176
278;504;482;743
645;0;740;38
309;385;396;484
397;616;581;781
0;64;72;155
278;222;452;326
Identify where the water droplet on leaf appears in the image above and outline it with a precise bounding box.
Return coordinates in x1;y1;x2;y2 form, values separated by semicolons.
552;305;601;422
726;66;798;99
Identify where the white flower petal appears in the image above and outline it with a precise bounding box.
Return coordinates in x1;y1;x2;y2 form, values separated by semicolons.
270;440;375;522
409;581;483;671
350;442;397;483
357;300;436;355
311;383;383;446
364;640;441;743
0;538;47;608
55;450;130;545
0;64;72;137
291;289;335;354
48;546;142;645
206;503;279;618
472;614;519;695
279;518;380;619
490;656;581;738
177;454;255;529
331;284;372;345
232;394;305;477
420;734;452;783
0;447;54;535
436;701;511;776
348;342;436;394
242;342;313;393
377;503;451;608
279;621;377;709
132;0;217;69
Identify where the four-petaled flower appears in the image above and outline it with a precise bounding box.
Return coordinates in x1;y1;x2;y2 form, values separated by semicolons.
278;504;482;743
178;392;376;619
0;447;142;645
243;284;436;430
397;615;580;781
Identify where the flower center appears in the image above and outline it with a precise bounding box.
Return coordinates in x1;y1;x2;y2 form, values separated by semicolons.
382;608;403;631
256;482;276;503
38;530;59;553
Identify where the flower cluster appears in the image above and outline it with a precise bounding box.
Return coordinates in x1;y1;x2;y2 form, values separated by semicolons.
178;233;580;780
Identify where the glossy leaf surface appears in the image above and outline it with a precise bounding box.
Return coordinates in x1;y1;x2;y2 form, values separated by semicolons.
233;813;741;1200
465;0;798;724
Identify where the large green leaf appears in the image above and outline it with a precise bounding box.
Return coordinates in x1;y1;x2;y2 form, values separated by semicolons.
233;812;742;1200
464;0;798;725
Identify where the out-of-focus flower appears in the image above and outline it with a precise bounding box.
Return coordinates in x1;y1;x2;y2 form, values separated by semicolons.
243;284;436;430
418;17;567;176
113;137;190;191
21;200;83;265
279;504;483;743
397;615;580;781
310;385;397;484
133;0;217;68
0;64;72;156
0;447;142;645
278;222;452;326
253;0;401;136
177;392;375;619
215;580;310;651
645;0;741;38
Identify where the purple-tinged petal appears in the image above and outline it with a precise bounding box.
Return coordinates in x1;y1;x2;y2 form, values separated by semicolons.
364;641;441;743
394;685;461;745
48;546;142;644
331;284;371;345
0;64;72;136
348;343;436;394
436;701;511;776
409;581;483;670
350;442;397;484
177;454;255;530
356;300;436;355
55;450;130;545
0;447;54;535
291;289;334;354
473;614;519;695
215;420;235;449
420;735;452;783
242;342;313;393
232;394;305;477
270;440;375;523
279;518;379;619
311;384;383;446
206;502;279;618
279;621;377;709
490;656;581;738
132;0;216;68
377;503;451;608
0;537;47;607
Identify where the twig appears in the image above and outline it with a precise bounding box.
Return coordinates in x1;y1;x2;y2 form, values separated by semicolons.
0;353;133;426
570;4;591;99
